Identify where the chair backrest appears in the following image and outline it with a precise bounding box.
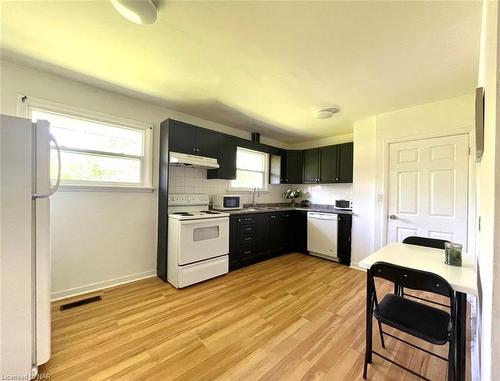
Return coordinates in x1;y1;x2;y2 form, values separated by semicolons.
402;236;449;250
370;261;454;299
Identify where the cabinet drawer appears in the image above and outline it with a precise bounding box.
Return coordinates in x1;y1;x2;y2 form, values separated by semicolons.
239;235;255;244
238;244;255;258
239;224;255;236
238;216;256;224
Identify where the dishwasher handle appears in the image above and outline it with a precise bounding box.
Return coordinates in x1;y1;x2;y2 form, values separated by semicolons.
307;212;337;220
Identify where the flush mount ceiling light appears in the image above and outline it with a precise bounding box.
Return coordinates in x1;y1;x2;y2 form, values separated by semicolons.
110;0;157;25
316;107;339;119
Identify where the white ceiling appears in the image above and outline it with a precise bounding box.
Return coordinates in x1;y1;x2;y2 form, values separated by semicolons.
0;1;482;143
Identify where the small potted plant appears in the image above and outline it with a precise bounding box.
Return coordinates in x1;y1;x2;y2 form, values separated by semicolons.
283;188;304;206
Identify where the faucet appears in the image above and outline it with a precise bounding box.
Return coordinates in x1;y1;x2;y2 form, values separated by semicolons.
251;187;260;207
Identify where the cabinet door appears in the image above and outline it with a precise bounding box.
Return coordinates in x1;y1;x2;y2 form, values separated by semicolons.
195;128;218;158
302;148;319;183
319;145;338;183
284;150;303;184
337;143;353;183
337;214;352;265
269;213;287;252
283;212;293;251
291;211;307;253
207;134;237;180
169;121;195;154
253;213;268;255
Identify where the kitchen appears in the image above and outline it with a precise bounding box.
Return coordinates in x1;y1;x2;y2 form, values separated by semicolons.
0;1;499;381
159;118;354;288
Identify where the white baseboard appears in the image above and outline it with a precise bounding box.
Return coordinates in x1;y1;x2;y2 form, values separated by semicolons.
51;269;157;301
349;262;365;271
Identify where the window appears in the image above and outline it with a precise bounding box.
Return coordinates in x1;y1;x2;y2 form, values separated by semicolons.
230;147;268;190
29;106;152;188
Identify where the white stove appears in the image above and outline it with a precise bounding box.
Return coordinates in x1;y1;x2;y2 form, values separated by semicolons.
167;194;229;288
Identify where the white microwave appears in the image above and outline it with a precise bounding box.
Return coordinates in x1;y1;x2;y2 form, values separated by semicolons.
212;194;242;210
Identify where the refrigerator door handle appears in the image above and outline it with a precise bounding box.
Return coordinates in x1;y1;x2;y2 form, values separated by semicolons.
33;133;61;199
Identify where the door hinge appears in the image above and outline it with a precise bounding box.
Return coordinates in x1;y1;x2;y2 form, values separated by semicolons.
468;147;471;156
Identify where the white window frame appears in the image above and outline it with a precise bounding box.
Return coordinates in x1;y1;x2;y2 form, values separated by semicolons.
17;95;154;191
230;147;269;192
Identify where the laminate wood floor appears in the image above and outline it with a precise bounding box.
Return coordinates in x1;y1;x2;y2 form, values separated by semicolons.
41;253;470;381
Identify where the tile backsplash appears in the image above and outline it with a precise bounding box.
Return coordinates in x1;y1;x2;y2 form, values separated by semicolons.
293;183;353;205
168;165;353;206
168;166;285;205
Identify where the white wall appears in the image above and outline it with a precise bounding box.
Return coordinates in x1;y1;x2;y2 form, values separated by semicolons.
0;60;288;299
476;1;499;380
349;94;475;267
351;117;377;266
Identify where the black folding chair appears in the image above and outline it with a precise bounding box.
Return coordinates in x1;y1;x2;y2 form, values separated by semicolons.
402;236;449;250
395;236;451;308
363;261;455;381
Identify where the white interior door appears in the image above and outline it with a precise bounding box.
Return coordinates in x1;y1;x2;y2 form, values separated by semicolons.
387;134;469;246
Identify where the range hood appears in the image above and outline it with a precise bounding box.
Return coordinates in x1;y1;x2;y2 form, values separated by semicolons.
169;151;220;169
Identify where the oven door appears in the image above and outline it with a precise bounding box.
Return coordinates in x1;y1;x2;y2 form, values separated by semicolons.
177;217;229;265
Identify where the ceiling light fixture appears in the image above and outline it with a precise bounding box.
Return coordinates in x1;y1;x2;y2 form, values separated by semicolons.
316;108;339;119
110;0;157;25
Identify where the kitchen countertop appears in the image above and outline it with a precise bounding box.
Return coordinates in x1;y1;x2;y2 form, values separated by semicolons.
216;204;353;215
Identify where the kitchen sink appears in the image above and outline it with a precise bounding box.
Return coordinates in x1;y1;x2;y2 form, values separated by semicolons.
243;206;280;211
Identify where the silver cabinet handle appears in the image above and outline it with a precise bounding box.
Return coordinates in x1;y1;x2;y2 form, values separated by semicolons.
389;214;398;220
33;133;61;199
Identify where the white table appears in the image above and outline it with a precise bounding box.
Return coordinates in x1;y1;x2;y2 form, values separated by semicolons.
359;242;477;381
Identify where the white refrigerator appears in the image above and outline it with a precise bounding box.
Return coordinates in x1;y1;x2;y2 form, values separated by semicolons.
0;115;61;379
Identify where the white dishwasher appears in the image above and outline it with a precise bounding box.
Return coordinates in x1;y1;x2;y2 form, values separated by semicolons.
307;212;338;261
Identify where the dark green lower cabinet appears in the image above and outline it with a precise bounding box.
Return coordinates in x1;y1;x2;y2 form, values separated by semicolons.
292;211;308;254
337;214;352;266
229;211;351;270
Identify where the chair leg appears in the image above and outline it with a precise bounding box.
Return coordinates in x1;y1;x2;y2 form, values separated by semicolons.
447;335;455;381
364;272;374;379
377;321;385;348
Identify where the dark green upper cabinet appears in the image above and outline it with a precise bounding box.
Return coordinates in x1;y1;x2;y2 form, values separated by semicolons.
207;133;237;180
337;142;353;183
319;145;338;183
195;128;218;158
169;120;195;154
281;150;303;184
302;143;353;184
166;118;352;184
168;119;217;158
303;148;319;184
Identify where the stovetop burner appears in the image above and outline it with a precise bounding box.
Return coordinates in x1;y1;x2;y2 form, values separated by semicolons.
168;208;229;220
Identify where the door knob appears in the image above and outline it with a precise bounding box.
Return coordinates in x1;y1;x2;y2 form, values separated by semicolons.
389;214;398;220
